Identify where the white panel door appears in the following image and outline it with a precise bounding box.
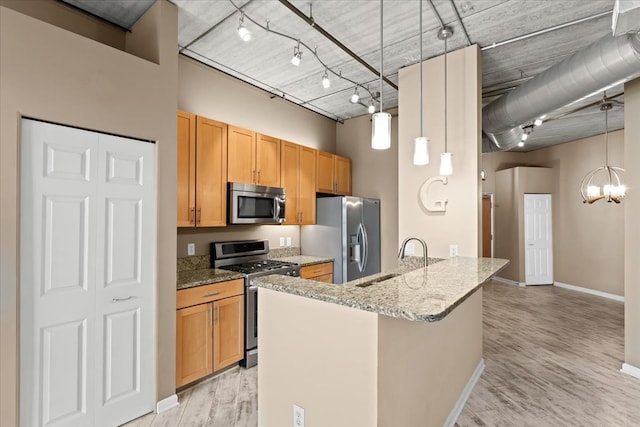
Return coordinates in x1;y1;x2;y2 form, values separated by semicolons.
524;194;553;285
95;134;155;426
20;119;155;427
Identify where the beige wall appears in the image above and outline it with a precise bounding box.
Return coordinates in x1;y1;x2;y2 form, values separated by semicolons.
625;78;640;368
336;109;399;271
484;130;625;295
258;287;482;427
177;225;300;257
258;289;379;426
398;45;482;258
177;55;337;256
528;131;625;295
493;167;554;282
0;2;178;424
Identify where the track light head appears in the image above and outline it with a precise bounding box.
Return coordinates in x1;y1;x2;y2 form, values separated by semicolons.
237;14;251;42
534;118;543;126
517;141;525;147
350;87;360;104
368;99;375;114
322;70;330;88
291;44;302;66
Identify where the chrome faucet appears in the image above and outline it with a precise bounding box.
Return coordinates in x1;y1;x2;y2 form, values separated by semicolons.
398;237;428;267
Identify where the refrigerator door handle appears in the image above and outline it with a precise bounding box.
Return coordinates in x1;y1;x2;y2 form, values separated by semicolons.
361;223;369;273
356;223;366;272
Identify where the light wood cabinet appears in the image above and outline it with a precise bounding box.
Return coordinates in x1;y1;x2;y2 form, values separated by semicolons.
177;111;227;227
176;279;244;388
176;303;212;388
281;141;316;224
300;262;334;283
213;295;244;372
228;126;281;187
316;150;352;196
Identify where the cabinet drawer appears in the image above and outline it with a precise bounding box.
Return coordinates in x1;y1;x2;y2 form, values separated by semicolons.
313;273;333;283
177;279;244;309
300;262;333;279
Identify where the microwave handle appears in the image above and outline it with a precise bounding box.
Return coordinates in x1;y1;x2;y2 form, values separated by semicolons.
274;197;281;221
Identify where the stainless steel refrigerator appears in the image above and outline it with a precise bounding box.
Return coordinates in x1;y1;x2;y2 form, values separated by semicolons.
301;196;380;284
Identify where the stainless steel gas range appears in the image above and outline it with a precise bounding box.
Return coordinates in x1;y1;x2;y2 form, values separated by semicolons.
210;239;299;368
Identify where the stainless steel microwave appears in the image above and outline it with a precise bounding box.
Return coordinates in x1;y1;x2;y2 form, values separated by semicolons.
228;182;286;225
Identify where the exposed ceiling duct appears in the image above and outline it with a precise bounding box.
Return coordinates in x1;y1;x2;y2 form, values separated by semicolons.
483;30;640;151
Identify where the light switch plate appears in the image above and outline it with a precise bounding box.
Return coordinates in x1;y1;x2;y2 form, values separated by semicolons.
279;237;285;247
187;243;195;256
286;237;292;247
449;244;458;258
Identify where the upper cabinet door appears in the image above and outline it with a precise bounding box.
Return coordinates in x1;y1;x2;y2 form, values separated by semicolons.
196;117;227;227
335;155;352;196
256;134;281;187
280;141;300;224
298;146;316;224
177;111;196;227
227;126;256;185
316;150;335;193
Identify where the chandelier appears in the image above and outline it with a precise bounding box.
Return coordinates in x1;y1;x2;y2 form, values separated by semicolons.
580;94;626;204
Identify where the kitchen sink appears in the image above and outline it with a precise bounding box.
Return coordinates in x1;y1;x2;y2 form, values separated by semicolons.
355;273;401;287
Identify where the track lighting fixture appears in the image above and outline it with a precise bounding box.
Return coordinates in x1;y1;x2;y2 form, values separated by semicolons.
368;99;375;114
237;13;251;42
534;118;543;126
521;133;528;141
517;141;525;147
291;42;302;66
322;69;330;88
350;87;360;104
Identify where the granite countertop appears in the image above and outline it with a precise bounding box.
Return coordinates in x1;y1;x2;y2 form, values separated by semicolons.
177;268;245;290
272;255;334;267
253;257;509;323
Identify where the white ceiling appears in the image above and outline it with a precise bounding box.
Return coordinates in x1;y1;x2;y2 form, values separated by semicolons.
62;0;631;152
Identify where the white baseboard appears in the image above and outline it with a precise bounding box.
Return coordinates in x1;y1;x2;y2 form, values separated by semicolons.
621;363;640;380
156;394;179;414
554;281;624;302
493;276;525;287
443;358;485;427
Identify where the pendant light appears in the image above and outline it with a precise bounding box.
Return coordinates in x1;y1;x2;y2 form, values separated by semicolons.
580;92;626;203
372;0;391;150
413;0;429;165
438;27;453;176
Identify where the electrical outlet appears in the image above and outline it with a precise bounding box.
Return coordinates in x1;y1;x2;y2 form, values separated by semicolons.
449;244;458;258
293;405;304;427
286;237;292;247
279;237;285;247
187;243;195;256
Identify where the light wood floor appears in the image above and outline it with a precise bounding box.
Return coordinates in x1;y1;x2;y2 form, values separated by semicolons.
124;281;640;426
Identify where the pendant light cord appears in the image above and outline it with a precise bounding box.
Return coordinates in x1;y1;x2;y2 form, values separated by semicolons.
605;101;609;167
444;35;448;153
419;0;423;135
379;0;383;113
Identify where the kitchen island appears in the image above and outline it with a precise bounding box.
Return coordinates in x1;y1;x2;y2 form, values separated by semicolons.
254;257;509;427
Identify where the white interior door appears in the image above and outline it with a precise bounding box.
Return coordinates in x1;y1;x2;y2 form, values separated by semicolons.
20;119;155;427
524;194;553;285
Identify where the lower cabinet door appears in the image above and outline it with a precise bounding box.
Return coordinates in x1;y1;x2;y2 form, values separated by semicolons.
213;295;245;372
176;303;213;388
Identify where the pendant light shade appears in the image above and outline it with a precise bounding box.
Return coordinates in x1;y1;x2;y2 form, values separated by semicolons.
413;137;429;165
440;152;453;176
371;0;391;150
413;0;429;165
438;26;453;176
372;112;392;150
